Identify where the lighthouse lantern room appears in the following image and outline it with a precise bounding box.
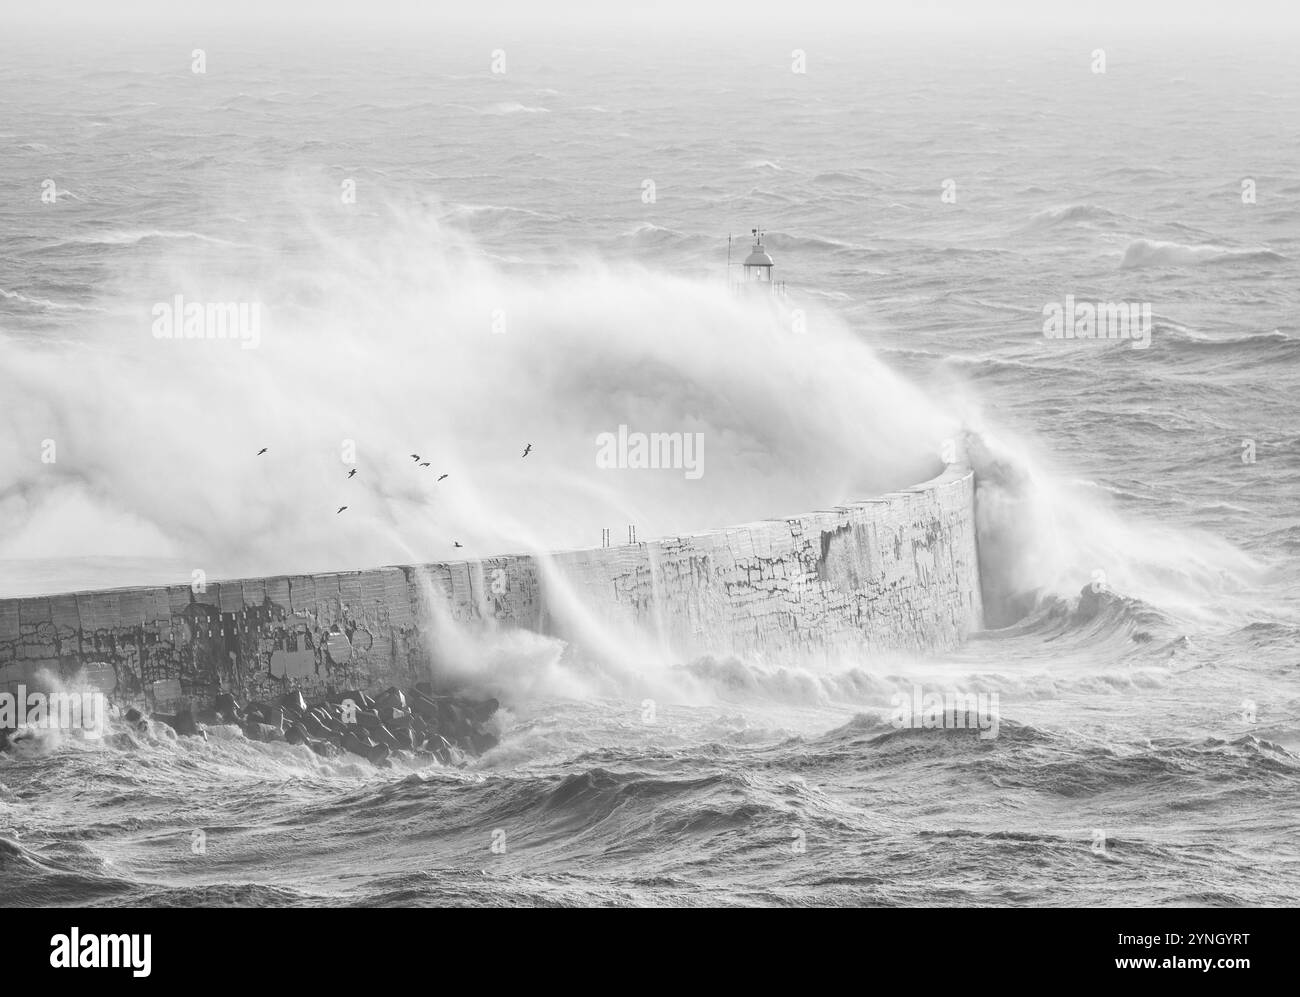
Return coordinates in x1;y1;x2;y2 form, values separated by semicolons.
729;228;786;297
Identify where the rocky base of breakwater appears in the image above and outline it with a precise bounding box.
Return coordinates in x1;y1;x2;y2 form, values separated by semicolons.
160;684;501;765
0;683;501;766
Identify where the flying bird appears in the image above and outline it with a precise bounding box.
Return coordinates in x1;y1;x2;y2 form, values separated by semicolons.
257;448;268;455
453;541;463;548
410;454;420;462
437;473;448;481
522;444;533;457
419;462;431;467
347;469;357;478
336;506;348;514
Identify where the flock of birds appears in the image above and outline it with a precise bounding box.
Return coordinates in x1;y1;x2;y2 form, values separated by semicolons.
255;444;534;551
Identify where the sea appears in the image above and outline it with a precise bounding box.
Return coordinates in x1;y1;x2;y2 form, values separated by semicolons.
1;20;1298;906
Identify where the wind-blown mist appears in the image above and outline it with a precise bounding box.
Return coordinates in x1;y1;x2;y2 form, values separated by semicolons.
0;196;952;593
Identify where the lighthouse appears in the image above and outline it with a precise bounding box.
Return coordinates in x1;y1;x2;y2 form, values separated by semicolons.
730;228;786;297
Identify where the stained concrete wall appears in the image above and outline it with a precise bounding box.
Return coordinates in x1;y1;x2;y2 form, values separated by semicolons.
0;462;983;713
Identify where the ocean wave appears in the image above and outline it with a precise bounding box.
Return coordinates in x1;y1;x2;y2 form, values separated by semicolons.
124;883;327;907
1024;203;1129;231
753;186;799;203
992;587;1179;648
1229;620;1300;650
679;655;899;707
219;93;291;109
1160;326;1297;350
1120;238;1284;269
968;734;1300;798
0;835;138;906
441;203;561;224
816;717;1055;762
618;222;689;244
481;102;550;115
763;231;862;253
810;171;861;184
1097;165;1175;179
51;229;247;249
0;287;103;312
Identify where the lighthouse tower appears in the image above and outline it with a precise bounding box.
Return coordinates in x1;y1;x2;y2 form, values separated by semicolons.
731;228;786;297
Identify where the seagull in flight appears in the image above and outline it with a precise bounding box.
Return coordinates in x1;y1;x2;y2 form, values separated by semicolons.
437;473;448;481
410;454;420;462
522;443;533;457
419;462;431;467
336;506;348;514
257;448;268;455
347;468;357;478
453;541;463;548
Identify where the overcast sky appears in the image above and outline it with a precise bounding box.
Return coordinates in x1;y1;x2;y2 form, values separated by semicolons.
6;0;1295;35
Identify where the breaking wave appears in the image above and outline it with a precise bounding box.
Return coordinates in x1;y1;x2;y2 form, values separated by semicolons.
1120;238;1284;269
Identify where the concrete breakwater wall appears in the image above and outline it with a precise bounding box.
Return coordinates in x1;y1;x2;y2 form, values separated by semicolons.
0;462;984;716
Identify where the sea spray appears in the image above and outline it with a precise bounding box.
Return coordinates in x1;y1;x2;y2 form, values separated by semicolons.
0;196;948;593
960;429;1263;628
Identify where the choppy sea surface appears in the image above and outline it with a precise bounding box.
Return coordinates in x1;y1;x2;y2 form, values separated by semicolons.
1;28;1298;906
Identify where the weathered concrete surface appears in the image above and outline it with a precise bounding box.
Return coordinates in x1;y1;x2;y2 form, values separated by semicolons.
0;462;983;713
